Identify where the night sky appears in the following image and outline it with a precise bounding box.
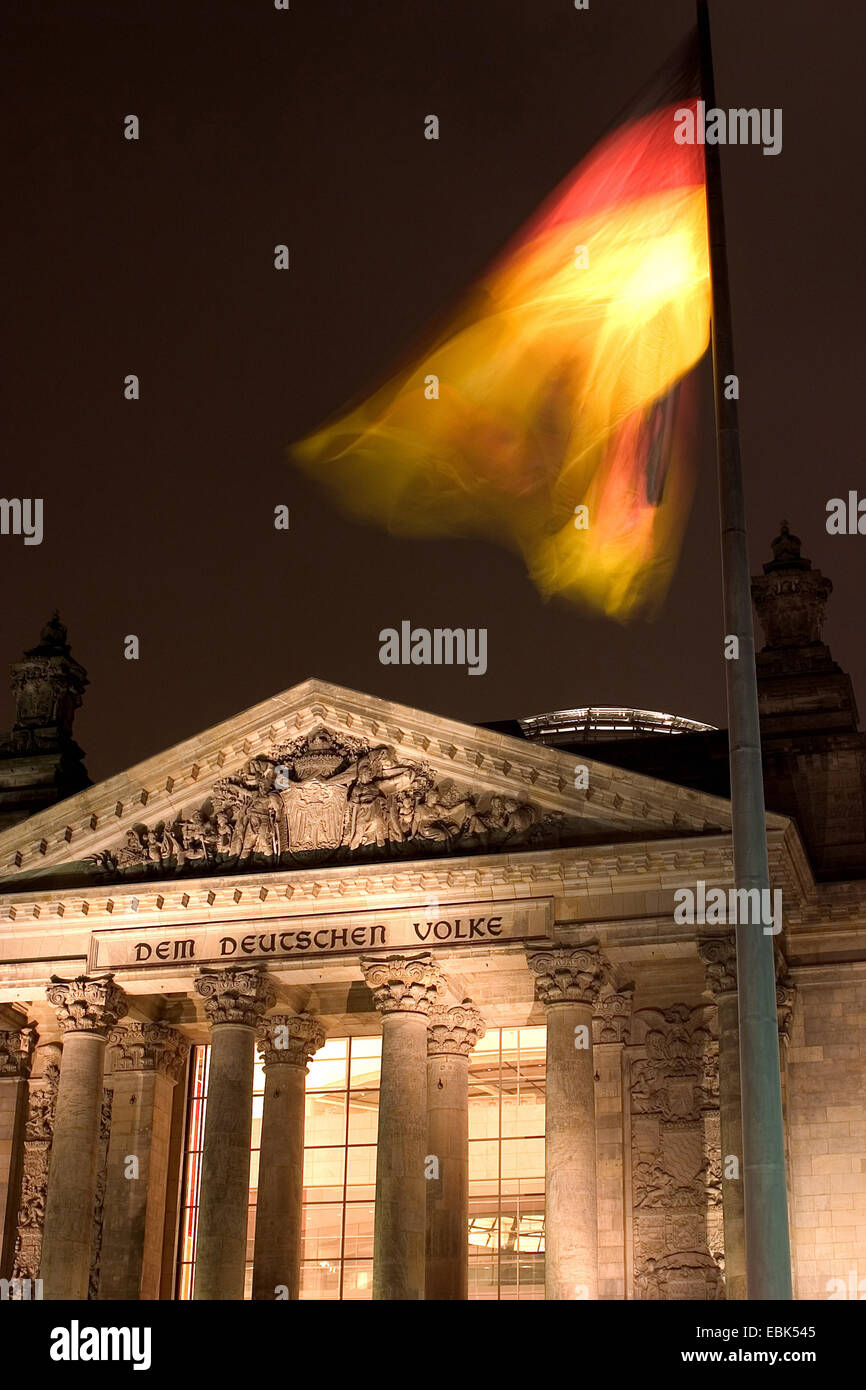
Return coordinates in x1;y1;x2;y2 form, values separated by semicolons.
3;0;864;784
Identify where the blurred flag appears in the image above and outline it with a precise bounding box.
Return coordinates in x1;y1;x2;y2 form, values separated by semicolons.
292;42;710;619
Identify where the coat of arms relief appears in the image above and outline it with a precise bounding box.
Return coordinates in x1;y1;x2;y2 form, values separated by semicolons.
630;1005;726;1301
91;725;566;878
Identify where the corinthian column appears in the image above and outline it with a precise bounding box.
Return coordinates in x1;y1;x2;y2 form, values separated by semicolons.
698;933;746;1301
40;974;128;1299
425;999;485;1300
362;953;444;1300
527;943;606;1301
99;1022;189;1300
252;1012;326;1301
193;967;275;1301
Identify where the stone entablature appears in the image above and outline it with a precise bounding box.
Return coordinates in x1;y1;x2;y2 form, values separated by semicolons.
1;832;808;931
88;898;553;973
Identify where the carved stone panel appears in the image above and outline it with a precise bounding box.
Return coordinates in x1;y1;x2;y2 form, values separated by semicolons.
11;1048;61;1281
629;1005;725;1300
88;1087;113;1300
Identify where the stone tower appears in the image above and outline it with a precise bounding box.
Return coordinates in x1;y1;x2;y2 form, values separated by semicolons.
751;520;858;737
0;614;90;830
752;524;866;879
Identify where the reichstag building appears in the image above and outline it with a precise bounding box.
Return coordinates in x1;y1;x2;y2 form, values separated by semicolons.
0;523;863;1301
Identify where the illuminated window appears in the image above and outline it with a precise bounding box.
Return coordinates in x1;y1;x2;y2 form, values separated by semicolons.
468;1025;546;1300
176;1026;545;1300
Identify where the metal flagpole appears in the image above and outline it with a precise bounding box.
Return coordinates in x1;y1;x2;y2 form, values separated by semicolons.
696;0;793;1299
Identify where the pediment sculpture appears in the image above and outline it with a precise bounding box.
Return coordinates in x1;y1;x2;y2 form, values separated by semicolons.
90;725;565;878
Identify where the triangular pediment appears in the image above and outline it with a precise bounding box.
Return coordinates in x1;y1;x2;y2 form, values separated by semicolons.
0;678;756;891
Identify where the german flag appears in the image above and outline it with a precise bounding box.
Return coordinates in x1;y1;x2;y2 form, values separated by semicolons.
292;44;710;620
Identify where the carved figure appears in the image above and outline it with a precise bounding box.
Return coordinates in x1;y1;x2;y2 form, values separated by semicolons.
97;725;564;878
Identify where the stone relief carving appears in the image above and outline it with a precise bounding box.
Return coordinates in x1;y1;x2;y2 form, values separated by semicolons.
634;1251;725;1301
88;1087;113;1299
12;1050;61;1281
89;725;566;878
0;1026;36;1077
593;989;634;1045
630;1005;725;1300
630;1005;717;1122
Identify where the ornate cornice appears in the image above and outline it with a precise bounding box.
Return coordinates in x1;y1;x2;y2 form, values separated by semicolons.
0;1025;36;1078
361;953;445;1016
697;933;738;999
0;827;825;933
108;1021;190;1081
194;966;276;1028
257;1012;326;1069
526;942;607;1006
427;999;485;1057
46;974;127;1036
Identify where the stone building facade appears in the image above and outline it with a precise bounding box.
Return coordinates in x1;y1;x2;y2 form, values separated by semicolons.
0;527;863;1301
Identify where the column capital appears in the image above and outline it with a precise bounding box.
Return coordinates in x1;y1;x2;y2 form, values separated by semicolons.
427;999;485;1057
361;953;446;1017
774;950;796;1044
194;966;276;1028
697;932;738;999
257;1012;326;1070
46;974;128;1036
776;978;796;1045
0;1023;37;1077
526;943;606;1006
593;989;634;1045
108;1021;190;1082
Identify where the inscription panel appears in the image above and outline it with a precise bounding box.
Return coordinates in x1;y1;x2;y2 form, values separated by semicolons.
88;897;553;971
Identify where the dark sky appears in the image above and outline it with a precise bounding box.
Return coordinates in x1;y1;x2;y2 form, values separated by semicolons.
2;0;864;784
